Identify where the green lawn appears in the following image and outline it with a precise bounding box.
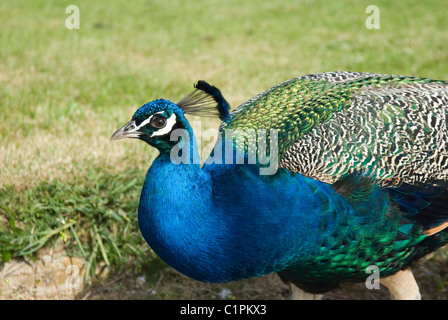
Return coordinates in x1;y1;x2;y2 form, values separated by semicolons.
1;0;448;299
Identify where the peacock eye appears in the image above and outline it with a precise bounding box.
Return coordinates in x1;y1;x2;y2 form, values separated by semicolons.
150;115;167;129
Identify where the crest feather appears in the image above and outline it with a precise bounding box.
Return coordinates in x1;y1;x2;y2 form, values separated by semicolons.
177;81;231;122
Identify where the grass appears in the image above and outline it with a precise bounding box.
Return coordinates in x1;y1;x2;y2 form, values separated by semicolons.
1;0;448;299
0;166;153;282
2;0;448;187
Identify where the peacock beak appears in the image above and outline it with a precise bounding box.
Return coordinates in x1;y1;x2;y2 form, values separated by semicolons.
110;120;141;141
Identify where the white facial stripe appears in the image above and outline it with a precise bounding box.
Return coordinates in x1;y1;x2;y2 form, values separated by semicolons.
135;111;165;130
150;113;177;137
136;115;153;130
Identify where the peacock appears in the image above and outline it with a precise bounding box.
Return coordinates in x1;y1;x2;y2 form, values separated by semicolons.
111;71;448;300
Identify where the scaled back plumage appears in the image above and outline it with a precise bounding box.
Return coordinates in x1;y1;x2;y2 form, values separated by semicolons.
224;72;448;186
221;71;448;238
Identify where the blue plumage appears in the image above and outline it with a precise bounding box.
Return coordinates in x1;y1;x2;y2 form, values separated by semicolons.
139;150;348;284
111;72;448;299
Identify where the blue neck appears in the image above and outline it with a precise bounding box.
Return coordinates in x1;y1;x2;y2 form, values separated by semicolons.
138;152;221;281
137;138;346;282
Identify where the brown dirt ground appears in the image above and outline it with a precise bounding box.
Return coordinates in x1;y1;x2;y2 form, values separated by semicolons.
1;245;448;300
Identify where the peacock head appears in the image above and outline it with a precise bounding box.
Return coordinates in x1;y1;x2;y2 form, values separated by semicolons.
111;99;190;152
110;81;230;153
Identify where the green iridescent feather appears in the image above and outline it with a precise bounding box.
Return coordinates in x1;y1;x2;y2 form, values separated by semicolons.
222;72;448;188
225;74;445;157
